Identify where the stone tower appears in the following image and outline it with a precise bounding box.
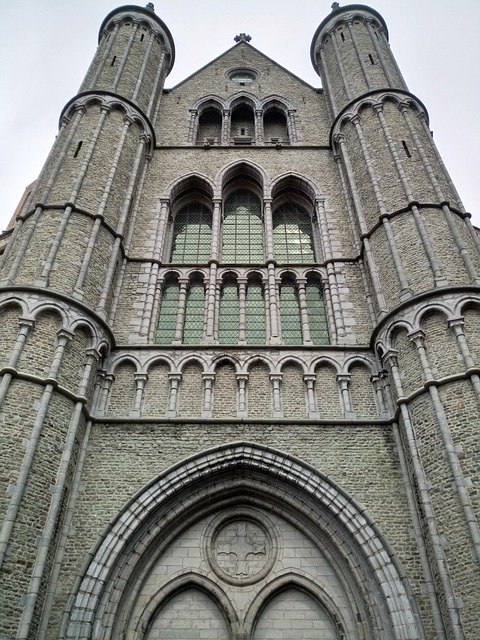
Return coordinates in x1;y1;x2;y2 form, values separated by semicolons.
0;3;479;639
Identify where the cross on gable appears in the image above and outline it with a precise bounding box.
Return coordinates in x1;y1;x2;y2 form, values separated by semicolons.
234;33;252;43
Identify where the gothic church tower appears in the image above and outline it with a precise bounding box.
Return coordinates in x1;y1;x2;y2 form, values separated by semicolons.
0;3;479;639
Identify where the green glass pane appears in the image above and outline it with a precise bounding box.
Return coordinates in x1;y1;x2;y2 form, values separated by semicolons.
223;189;263;263
280;282;302;345
183;282;205;344
246;282;266;344
218;283;239;344
273;202;315;264
306;282;330;345
171;203;212;263
156;282;179;344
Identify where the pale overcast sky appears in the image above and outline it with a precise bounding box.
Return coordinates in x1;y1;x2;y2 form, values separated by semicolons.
1;0;479;230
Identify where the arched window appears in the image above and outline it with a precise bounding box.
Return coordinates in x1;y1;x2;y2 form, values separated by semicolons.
246;276;266;344
273;203;315;263
264;107;289;144
218;277;239;344
306;276;329;345
222;190;263;263
156;276;179;344
280;275;302;345
196;108;222;145
183;277;205;344
170;203;212;263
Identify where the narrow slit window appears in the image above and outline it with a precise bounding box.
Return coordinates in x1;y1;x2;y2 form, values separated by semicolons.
368;54;375;65
140;33;145;42
340;31;345;42
402;140;412;158
73;141;83;158
111;55;117;66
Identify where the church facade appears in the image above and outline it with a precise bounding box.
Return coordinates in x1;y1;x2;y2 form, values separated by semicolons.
0;3;479;638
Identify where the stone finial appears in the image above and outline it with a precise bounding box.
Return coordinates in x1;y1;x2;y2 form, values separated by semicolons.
146;2;155;11
234;33;252;43
331;2;340;10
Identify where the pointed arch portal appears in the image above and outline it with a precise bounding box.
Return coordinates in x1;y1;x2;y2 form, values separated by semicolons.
63;443;423;639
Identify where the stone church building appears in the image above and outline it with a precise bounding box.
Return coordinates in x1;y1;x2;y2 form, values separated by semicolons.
0;2;479;638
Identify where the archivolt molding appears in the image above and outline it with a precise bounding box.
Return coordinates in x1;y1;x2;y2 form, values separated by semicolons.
63;443;423;639
215;160;270;198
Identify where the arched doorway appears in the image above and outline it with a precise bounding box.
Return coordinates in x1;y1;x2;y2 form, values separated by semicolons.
63;444;424;639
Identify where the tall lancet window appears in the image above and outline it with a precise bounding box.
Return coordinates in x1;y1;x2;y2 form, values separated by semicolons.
170;203;212;263
222;190;263;263
245;276;266;344
280;274;302;345
306;274;330;345
273;203;315;263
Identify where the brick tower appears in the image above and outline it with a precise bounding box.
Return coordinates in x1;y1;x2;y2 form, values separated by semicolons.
0;3;479;638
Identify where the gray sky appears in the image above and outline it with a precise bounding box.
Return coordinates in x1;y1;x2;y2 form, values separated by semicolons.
1;0;479;230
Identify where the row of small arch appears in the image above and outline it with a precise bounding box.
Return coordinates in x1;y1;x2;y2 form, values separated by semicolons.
158;268;326;283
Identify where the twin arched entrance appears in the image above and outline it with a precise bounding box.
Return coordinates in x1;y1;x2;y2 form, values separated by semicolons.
63;444;423;639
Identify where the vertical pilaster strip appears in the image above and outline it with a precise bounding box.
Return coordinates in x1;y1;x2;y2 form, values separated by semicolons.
132;31;155;102
304;375;318;418
211;199;222;261
0;318;35;407
270;374;282;418
132;373;148;417
205;264;218;341
221;110;231;145
337;374;354;418
17;348;99;640
237;375;248;418
0;329;73;569
254;110;264;145
449;318;480;410
329;30;352;102
364;19;398;88
286;110;297;144
187;110;198;144
385;351;464;638
401;105;478;282
146;50;166;120
202;375;214;418
335;133;387;314
318;45;338;117
346;20;372;90
89;23;120;89
112;22;139;92
173;279;188;344
166;374;181;417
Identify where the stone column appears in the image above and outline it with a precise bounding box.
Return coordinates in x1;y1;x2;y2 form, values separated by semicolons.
238;279;247;345
237;374;248;418
202;374;215;418
166;374;181;417
221;109;231;145
304;375;318;418
270;374;283;418
132;373;148;417
337;374;354;419
296;279;312;345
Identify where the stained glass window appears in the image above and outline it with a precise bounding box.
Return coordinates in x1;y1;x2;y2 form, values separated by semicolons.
183;279;205;344
170;203;212;263
273;203;315;263
156;279;179;344
280;278;302;345
218;280;239;344
246;279;266;344
306;279;330;345
223;190;263;263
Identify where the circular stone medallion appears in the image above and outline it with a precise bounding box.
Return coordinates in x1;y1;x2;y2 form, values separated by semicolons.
208;516;275;585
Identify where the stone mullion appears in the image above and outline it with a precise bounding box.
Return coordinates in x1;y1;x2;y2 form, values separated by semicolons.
205;264;218;342
321;281;337;343
329;30;352;102
38;107;111;287
90;23;120;89
238;280;247;345
449;318;480;412
36;418;92;639
270;374;282;418
98;133;147;314
148;275;164;343
132;31;156;102
141;199;170;339
221;110;231;145
254;110;264;145
202;374;214;418
318;45;338;117
0;318;35;408
237;374;248;418
3;108;85;283
112;22;139;92
402;106;478;283
211;199;222;261
147;50;166;120
304;375;318;418
187;110;198;144
173;279;188;344
337;374;354;419
409;331;480;562
335;133;387;314
315;197;346;340
370;373;388;418
384;350;462;639
98;373;115;416
132;373;148;417
346;20;372;91
0;328;73;569
166;374;181;417
352;115;412;298
73;115;131;297
297;279;312;346
17;347;100;640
